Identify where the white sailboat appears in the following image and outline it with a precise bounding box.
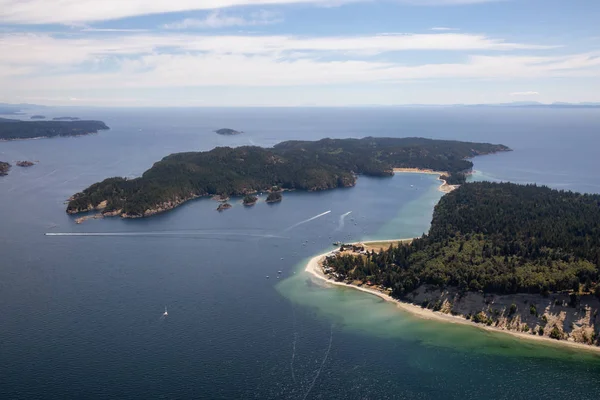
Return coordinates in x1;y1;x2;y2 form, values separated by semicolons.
163;306;168;317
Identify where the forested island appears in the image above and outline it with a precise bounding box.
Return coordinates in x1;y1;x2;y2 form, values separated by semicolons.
0;161;10;176
215;128;242;135
30;115;46;120
322;182;600;346
0;118;109;140
66;137;509;218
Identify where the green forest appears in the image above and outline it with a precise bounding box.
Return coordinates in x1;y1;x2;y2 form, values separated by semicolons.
325;182;600;297
67;137;509;217
0;118;109;140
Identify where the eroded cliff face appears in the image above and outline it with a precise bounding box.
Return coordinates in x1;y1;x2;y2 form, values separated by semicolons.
408;286;600;346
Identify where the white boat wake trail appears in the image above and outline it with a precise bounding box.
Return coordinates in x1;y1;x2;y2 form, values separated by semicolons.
303;324;333;400
290;305;297;384
283;211;331;232
336;211;352;231
45;231;288;239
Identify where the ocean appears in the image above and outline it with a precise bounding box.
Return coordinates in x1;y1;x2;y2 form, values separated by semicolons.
1;107;599;399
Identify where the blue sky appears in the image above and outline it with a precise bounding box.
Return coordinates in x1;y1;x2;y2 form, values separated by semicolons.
0;0;599;106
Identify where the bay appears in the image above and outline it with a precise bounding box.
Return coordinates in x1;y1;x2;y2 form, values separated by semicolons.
1;107;599;399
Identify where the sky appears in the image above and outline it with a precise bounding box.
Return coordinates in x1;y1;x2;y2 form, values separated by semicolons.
0;0;599;106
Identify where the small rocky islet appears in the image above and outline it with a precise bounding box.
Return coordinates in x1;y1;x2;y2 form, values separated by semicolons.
0;161;10;176
216;203;232;211
266;192;282;203
243;195;258;206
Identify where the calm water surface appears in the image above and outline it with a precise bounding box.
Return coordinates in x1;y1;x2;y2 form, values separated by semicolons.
1;107;599;399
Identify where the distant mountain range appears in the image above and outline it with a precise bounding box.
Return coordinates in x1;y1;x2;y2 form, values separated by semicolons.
461;101;600;108
0;101;598;110
0;102;45;115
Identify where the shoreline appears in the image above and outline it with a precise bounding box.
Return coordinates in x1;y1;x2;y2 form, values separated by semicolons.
304;241;600;355
0;132;100;142
392;168;459;193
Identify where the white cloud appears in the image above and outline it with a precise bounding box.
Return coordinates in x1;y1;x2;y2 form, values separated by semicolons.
163;10;282;29
510;91;540;96
0;32;558;69
1;29;598;105
80;28;150;32
3;48;600;93
0;0;507;25
431;27;459;31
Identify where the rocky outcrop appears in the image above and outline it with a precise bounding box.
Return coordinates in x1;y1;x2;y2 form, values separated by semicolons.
0;161;10;176
217;203;232;211
243;195;258;206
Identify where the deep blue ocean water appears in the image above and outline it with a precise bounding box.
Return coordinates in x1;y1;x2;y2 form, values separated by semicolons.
1;107;600;399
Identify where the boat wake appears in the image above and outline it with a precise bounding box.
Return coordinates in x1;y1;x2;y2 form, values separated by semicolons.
45;231;289;239
302;324;333;400
290;305;298;384
283;211;331;232
335;211;352;231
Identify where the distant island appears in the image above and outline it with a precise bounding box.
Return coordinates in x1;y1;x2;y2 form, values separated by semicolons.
30;115;46;120
215;128;243;135
52;117;80;121
0;118;109;141
317;182;600;348
0;161;10;176
16;161;35;167
66;137;510;218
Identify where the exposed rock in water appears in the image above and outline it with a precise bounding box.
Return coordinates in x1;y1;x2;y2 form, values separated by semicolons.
16;161;35;167
217;203;232;211
0;161;10;176
75;214;104;224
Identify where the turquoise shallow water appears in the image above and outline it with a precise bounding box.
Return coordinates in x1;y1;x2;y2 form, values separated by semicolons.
277;182;600;362
1;107;600;399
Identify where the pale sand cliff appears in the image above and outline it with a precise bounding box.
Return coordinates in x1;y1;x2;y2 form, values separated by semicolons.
304;242;600;354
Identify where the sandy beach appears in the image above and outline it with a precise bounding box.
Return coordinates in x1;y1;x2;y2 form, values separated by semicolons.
304;242;600;354
393;168;459;193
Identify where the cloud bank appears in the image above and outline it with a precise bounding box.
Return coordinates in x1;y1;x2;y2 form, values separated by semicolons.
510;91;540;96
0;0;506;24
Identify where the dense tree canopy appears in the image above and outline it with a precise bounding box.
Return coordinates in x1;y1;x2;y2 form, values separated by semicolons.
325;182;600;297
67;137;509;217
0;118;108;140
